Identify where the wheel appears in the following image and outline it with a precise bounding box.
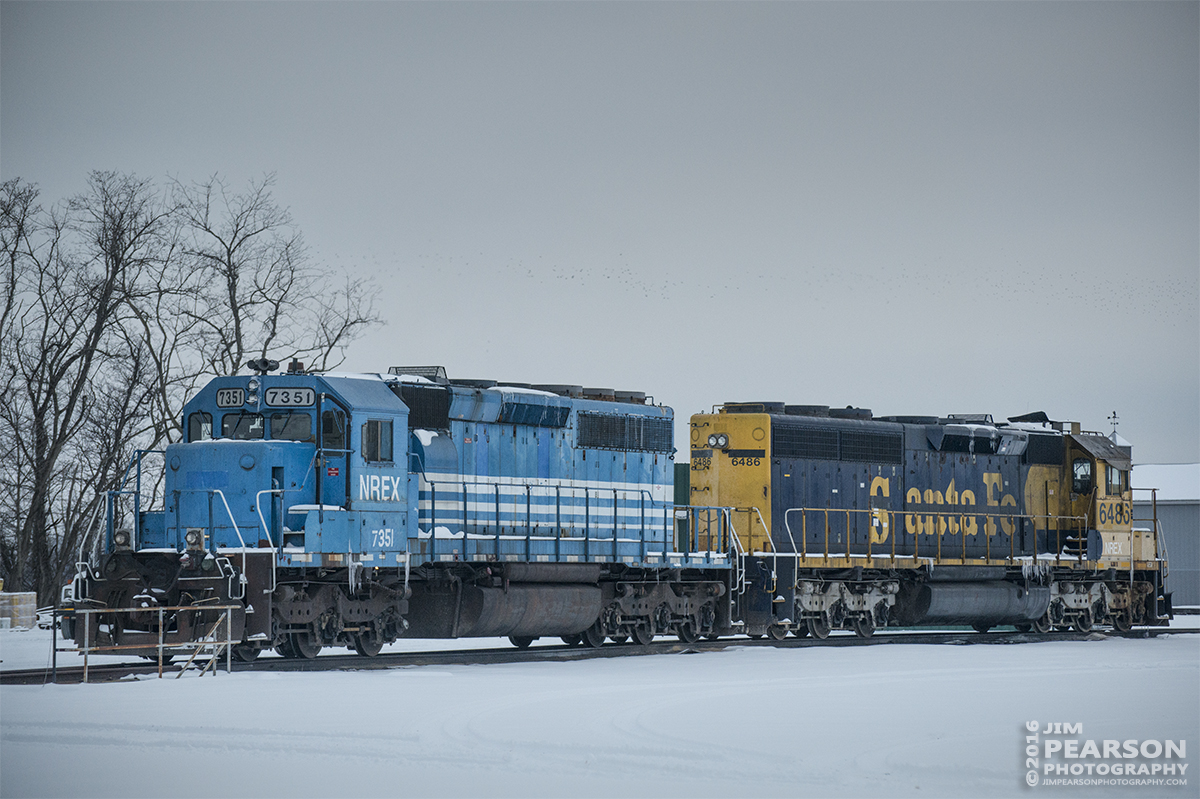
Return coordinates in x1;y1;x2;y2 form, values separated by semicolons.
232;644;260;663
807;613;831;640
560;634;583;647
972;623;992;634
1013;623;1032;633
792;625;809;639
705;633;721;641
508;635;535;649
609;634;629;644
290;632;322;659
1112;608;1133;633
275;637;297;658
767;624;788;641
853;615;875;639
1072;608;1093;633
677;622;700;644
355;630;385;657
747;633;764;640
632;624;654;646
582;622;606;648
1031;614;1052;634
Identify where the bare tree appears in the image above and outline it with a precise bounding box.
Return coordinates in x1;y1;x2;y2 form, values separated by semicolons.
174;174;378;377
0;173;174;601
0;172;379;603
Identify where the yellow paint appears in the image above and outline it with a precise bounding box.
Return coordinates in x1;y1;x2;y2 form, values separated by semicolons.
905;487;925;535
1022;465;1060;534
960;490;978;535
689;411;772;551
869;476;890;544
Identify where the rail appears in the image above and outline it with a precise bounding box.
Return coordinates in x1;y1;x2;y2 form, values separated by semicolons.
253;489;286;591
1132;486;1168;591
422;480;678;564
780;506;1090;565
56;604;240;683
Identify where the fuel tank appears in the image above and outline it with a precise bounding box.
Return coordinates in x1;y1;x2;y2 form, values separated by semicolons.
404;582;601;638
892;581;1050;626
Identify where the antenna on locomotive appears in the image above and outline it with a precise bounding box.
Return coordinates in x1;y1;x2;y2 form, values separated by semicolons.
246;358;280;375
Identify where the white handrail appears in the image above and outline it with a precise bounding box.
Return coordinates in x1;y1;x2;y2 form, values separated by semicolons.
254;489;282;591
209;489;248;550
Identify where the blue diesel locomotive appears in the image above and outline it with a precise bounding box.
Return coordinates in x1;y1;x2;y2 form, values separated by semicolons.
66;363;729;660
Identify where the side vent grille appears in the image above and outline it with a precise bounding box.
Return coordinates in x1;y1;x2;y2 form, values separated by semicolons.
772;424;902;463
771;426;838;460
578;412;673;452
395;384;451;429
839;430;903;463
498;402;570;428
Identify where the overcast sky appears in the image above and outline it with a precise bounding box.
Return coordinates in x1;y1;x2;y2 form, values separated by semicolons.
3;1;1197;464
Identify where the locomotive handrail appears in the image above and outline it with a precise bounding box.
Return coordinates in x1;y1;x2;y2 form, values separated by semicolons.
99;449;165;552
781;506;1090;565
66;603;241;683
253;488;287;592
421;478;672;564
170;488;249;560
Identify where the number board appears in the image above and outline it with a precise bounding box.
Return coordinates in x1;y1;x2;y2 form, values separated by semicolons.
215;388;245;408
1096;499;1131;531
264;387;315;407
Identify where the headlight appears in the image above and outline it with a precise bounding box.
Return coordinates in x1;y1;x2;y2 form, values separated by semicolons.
184;529;203;549
247;378;261;391
246;393;259;405
113;529;131;549
706;433;730;449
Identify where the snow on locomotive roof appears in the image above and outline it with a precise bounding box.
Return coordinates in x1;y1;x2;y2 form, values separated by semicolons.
1001;422;1061;433
318;371;389;381
495;385;560;398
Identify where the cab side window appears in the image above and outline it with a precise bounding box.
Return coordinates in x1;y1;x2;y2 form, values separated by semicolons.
362;419;393;463
188;411;212;442
1072;458;1093;494
1106;465;1125;495
322;410;346;450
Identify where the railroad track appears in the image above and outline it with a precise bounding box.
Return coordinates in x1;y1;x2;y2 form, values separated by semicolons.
4;627;1194;686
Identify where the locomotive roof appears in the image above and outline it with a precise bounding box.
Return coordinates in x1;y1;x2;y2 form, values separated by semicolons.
1072;432;1132;470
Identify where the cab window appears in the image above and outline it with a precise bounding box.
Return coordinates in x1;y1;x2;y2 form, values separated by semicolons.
1106;465;1125;495
222;412;264;440
362;419;393;463
322;410;347;450
188;411;212;442
270;412;314;442
1072;458;1093;494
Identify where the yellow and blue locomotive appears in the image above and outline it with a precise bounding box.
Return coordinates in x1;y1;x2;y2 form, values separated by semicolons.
689;403;1171;638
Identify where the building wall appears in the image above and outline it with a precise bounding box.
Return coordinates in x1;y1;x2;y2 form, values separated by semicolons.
1134;501;1199;608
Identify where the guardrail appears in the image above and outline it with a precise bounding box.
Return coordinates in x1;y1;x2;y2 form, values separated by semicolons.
422;480;676;563
55;604;240;683
780;506;1090;563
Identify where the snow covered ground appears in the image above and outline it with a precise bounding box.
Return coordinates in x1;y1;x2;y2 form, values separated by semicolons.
3;624;1198;798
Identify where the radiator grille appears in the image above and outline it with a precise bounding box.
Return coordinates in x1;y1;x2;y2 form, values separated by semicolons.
772;424;902;463
578;412;673;452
